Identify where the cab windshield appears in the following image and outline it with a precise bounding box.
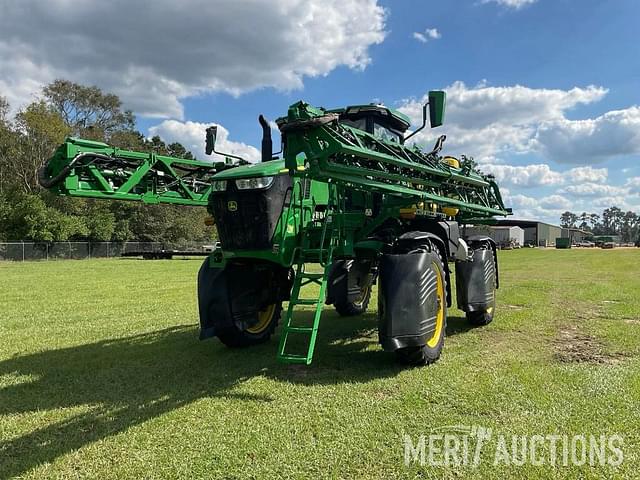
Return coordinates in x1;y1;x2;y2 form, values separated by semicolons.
373;122;402;143
341;118;403;143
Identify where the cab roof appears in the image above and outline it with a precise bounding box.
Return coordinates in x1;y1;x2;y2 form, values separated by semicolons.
327;104;411;133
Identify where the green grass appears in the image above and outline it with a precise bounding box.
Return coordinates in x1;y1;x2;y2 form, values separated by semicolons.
1;249;639;479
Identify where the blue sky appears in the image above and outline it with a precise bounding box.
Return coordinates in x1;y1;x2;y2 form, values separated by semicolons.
2;0;639;223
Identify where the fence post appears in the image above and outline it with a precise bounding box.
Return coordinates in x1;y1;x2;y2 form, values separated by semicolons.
22;241;25;262
46;243;49;261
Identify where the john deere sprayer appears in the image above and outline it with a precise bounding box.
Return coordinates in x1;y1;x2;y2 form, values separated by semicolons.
39;91;510;365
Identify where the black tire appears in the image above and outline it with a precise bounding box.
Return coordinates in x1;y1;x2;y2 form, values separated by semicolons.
395;249;447;366
334;283;372;316
466;309;494;326
465;247;496;327
217;302;283;348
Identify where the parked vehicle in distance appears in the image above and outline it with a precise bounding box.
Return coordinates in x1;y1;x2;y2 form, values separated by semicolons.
601;242;615;249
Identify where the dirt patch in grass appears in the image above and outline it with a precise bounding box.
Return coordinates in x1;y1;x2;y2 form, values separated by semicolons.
503;304;525;310
554;327;626;364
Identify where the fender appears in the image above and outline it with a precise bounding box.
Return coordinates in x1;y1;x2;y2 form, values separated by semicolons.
465;235;499;288
396;231;452;307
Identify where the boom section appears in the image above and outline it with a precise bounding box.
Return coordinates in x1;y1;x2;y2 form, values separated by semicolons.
278;102;509;221
39;137;232;206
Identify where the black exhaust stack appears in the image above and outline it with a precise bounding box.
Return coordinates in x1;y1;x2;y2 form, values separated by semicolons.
258;115;272;162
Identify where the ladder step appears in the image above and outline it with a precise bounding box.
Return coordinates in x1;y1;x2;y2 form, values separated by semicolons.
293;299;319;305
279;354;312;365
286;326;314;333
300;272;324;280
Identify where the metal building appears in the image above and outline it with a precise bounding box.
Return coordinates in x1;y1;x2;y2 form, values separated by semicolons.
463;225;524;247
492;220;563;247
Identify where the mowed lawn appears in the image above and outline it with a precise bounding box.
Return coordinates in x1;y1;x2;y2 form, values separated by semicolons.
1;249;639;479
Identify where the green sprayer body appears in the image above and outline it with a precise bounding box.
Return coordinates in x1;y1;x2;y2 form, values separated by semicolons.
40;92;511;365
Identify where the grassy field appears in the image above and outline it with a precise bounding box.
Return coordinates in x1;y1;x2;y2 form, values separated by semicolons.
1;249;639;479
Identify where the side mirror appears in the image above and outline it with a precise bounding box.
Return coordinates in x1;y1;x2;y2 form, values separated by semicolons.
428;90;446;128
205;126;218;155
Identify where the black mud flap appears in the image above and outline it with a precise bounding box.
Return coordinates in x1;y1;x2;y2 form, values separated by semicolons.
197;258;293;339
455;247;496;313
378;252;439;351
197;258;233;340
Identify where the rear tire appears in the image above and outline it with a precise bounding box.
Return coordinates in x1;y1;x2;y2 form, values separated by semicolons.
395;249;447;366
217;302;282;348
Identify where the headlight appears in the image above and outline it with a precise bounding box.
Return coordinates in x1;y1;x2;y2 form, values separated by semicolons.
211;180;227;192
235;176;275;190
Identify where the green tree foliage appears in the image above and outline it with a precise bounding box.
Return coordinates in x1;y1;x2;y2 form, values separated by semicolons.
43;80;135;139
0;81;211;244
560;211;578;228
560;207;640;243
0;192;86;241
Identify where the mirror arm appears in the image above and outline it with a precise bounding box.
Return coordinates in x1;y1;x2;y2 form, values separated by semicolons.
205;125;247;163
403;103;428;142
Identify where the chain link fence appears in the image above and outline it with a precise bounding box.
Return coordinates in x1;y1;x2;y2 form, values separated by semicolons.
0;241;215;261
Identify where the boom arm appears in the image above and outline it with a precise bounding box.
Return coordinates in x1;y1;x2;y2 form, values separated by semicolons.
38;137;236;206
278;101;510;221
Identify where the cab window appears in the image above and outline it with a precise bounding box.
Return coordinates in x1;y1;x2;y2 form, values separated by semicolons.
373;123;402;143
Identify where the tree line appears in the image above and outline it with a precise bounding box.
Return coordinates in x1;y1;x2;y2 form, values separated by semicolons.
560;208;639;242
0;80;214;243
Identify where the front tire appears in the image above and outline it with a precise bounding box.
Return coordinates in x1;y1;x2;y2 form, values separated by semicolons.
395;250;447;366
334;283;372;316
217;302;282;348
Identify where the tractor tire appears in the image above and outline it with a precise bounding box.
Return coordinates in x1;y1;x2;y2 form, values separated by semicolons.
465;247;496;327
395;249;447;366
217;302;283;348
334;283;372;316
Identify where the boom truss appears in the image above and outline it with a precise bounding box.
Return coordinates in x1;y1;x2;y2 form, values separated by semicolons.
39;137;235;206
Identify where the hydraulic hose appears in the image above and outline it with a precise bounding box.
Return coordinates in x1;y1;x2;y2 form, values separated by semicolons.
38;152;114;188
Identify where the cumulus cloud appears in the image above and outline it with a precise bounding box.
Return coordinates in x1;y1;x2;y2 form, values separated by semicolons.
481;0;537;9
398;81;607;162
481;163;564;188
560;183;629;197
413;28;441;43
148;120;260;162
0;0;386;118
532;107;640;164
397;81;640;165
500;192;571;222
567;166;608;183
626;177;640;192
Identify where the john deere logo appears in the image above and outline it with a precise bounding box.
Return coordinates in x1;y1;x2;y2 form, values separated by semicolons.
227;200;238;212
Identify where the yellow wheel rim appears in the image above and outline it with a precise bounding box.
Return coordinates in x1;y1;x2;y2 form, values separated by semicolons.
426;261;445;348
353;285;371;308
246;303;276;334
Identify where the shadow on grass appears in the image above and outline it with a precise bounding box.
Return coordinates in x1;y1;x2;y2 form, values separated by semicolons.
0;310;404;478
446;315;476;337
0;309;482;477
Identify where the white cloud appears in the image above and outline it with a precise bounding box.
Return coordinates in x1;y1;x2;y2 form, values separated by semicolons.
148;120;260;163
481;0;537;9
539;195;573;210
500;192;570;223
413;28;441;43
626;177;640;192
567;166;608;183
0;0;386;118
532;106;640;164
399;81;607;162
481;163;564;188
560;183;629;197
